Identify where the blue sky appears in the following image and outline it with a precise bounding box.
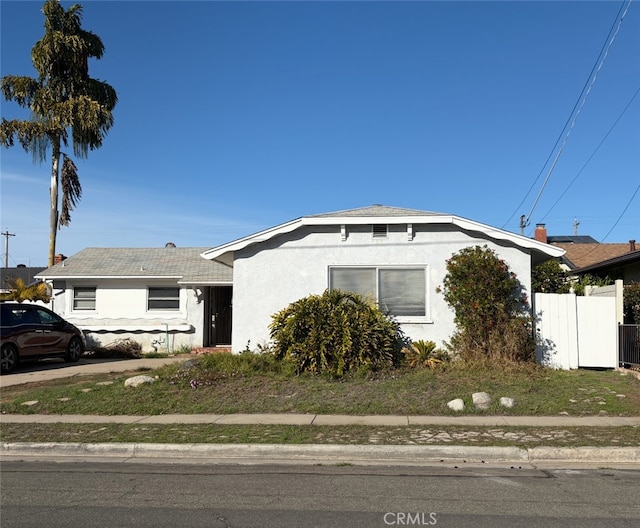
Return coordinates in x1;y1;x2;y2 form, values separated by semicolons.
1;0;638;266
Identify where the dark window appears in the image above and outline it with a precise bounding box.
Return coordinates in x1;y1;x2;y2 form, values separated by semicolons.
73;287;96;310
148;287;180;310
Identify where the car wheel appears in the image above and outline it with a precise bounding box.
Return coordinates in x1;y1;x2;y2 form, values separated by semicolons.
1;344;19;374
65;337;84;362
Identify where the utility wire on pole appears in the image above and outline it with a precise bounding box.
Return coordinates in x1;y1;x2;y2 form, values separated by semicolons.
2;230;15;268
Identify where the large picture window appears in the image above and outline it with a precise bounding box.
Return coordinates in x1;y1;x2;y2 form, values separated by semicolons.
329;266;426;317
148;287;180;310
73;287;96;310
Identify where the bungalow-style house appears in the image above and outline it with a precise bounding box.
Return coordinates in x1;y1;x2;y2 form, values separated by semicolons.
36;246;232;352
202;205;564;352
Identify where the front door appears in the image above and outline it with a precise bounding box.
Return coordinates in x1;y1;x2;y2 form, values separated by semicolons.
206;286;232;346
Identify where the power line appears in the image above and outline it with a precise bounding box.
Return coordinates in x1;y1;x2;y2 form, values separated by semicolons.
503;0;632;232
539;85;640;223
598;183;640;244
523;0;633;228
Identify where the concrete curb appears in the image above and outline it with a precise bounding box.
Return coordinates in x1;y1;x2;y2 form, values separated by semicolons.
2;442;639;467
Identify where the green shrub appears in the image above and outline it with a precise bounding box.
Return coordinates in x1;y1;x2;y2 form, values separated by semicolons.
269;289;405;377
532;259;570;293
623;282;640;324
572;274;613;296
402;340;448;369
441;245;535;363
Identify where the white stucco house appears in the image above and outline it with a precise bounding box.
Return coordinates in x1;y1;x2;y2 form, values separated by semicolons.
201;205;565;352
36;246;233;352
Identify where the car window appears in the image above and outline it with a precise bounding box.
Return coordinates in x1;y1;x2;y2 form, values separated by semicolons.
6;307;37;325
34;307;61;325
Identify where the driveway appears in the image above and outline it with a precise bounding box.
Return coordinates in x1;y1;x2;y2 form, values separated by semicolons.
0;356;189;388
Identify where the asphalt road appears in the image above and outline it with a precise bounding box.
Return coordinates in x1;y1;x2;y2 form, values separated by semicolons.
1;461;639;527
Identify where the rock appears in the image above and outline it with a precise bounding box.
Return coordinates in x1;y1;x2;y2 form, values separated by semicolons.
499;397;515;408
21;400;38;407
472;392;492;410
96;381;114;386
447;398;465;411
559;411;569;416
179;358;199;371
124;375;155;388
598;410;608;416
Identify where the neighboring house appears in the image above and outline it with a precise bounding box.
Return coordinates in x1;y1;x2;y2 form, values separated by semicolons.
35;246;232;352
533;224;632;270
573;243;640;285
202;205;564;352
0;265;47;293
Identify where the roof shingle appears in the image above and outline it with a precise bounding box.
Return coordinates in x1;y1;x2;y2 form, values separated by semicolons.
36;247;232;284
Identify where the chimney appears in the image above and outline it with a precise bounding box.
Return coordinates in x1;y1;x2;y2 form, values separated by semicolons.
534;224;547;244
54;254;66;264
631;240;637;252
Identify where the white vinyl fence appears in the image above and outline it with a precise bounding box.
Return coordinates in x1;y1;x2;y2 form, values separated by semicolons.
534;280;623;369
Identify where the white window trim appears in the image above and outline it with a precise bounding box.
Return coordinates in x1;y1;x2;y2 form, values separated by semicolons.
328;265;432;323
72;286;97;311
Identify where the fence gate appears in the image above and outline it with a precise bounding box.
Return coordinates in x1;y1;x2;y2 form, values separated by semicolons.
534;281;622;369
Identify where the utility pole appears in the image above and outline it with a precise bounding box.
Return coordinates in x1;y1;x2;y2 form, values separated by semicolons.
2;230;15;268
519;215;528;236
573;218;580;236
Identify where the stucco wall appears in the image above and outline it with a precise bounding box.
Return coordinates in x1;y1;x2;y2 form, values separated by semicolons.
47;279;204;352
231;223;533;352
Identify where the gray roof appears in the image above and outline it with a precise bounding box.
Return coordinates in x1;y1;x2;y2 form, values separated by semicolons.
0;266;47;288
307;205;444;218
36;247;232;284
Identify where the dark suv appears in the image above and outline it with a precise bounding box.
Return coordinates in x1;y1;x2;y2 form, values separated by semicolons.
0;303;85;373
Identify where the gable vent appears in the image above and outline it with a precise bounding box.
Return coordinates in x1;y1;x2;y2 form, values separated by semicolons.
372;224;388;238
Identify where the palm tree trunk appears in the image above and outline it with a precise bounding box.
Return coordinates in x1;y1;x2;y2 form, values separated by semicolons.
48;137;60;268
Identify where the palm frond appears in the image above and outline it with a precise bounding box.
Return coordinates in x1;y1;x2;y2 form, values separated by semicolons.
59;153;81;227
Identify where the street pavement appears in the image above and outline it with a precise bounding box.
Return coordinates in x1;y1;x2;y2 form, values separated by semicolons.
1;356;639;467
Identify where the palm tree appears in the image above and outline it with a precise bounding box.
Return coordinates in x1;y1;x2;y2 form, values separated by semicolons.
1;0;117;267
0;277;51;303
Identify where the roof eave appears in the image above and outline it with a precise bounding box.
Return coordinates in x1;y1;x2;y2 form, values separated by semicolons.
201;213;566;262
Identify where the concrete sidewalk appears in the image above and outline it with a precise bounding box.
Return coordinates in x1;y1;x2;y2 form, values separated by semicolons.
3;413;639;468
2;413;639;426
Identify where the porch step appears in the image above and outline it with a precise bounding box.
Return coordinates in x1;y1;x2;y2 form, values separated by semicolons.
191;346;232;355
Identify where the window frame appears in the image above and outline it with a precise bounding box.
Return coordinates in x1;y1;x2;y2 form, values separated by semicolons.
147;286;180;311
73;286;97;311
328;265;430;321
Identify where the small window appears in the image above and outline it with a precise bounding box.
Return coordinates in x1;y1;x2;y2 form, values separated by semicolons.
372;224;388;238
148;287;180;310
74;287;96;310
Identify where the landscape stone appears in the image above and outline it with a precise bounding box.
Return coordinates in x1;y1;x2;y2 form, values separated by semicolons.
499;397;515;408
447;398;465;411
472;392;492;410
124;375;156;388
